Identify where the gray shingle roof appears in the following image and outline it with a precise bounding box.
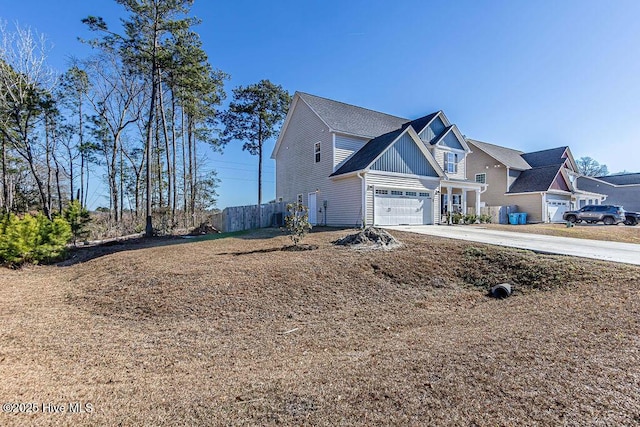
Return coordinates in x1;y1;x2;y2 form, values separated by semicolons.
297;92;408;138
596;173;640;186
507;165;563;193
330;127;406;177
466;139;531;170
406;112;439;135
521;147;568;167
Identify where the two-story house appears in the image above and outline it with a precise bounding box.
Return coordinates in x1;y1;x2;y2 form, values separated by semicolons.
575;173;640;212
271;92;485;226
465;139;607;222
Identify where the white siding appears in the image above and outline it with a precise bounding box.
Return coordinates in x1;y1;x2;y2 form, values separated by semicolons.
334;134;367;170
275;98;363;226
365;172;440;225
432;147;467;180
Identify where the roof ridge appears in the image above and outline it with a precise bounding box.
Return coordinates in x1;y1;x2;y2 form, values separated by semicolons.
296;91;408;121
466;138;524;154
523;146;568;155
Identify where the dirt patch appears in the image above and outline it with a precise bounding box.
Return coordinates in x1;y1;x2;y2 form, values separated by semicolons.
1;228;639;426
333;227;401;250
189;221;220;235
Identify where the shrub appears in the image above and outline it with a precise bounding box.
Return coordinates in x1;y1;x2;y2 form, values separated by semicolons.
479;214;493;224
0;213;71;266
464;214;478;224
451;212;464;224
63;200;91;245
284;202;312;246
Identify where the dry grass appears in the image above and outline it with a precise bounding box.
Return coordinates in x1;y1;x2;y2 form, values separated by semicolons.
1;228;639;426
472;222;640;244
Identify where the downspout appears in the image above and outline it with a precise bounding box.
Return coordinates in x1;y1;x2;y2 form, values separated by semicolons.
372;185;376;226
358;172;366;227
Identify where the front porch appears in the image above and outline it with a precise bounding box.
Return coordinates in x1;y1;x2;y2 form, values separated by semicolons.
439;180;486;223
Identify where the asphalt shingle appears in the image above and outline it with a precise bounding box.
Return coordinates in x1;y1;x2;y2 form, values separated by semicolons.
298;92;408;138
507;165;563;193
466;139;531;170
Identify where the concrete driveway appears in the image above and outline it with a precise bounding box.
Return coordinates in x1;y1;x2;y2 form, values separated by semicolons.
386;225;640;266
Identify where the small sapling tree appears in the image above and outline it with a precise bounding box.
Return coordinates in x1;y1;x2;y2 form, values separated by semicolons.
284;202;312;246
63;200;91;246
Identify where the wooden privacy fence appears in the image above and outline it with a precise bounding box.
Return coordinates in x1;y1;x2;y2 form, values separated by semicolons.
211;202;288;233
479;205;518;224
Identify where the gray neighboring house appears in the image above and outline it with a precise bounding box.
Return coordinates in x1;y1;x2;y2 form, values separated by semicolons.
576;173;640;211
466;140;607;222
271;92;486;226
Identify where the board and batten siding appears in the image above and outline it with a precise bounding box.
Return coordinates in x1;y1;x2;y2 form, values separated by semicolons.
275;98;363;226
371;133;438;177
365;173;440;225
334;134;367;170
418;116;446;143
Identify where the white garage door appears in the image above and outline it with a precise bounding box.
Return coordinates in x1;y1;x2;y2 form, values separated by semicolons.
547;200;570;222
374;189;433;226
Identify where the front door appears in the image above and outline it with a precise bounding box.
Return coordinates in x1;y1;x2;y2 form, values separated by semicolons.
308;192;317;225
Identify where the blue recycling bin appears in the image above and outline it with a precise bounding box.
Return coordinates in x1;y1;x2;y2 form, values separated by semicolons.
518;212;527;224
508;213;519;225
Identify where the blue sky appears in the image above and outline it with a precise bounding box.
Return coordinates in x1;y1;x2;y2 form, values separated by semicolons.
3;0;640;209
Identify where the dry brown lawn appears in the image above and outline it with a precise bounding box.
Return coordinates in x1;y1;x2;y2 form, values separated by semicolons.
471;222;640;244
1;228;639;426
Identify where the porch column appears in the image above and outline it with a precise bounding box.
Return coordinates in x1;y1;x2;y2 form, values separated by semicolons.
447;186;453;213
462;190;467;215
475;189;481;217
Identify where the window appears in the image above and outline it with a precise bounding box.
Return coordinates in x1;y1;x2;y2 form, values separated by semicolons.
419;192;429;197
405;191;417;196
475;173;486;184
314;142;321;163
444;152;459;173
391;190;403;196
375;189;388;195
297;194;303;204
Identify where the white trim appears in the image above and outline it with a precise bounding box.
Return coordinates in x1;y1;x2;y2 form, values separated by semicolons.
332;133;336;171
474;173;487;184
358;172;366;227
330;126;446;180
271;94;300;159
411;110;443;135
367;170;442;181
578;175;640;188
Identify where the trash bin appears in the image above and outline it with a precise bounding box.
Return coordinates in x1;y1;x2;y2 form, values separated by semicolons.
508;213;519;225
518;212;527;225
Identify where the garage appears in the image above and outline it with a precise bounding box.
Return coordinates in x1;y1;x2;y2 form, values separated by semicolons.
374;189;433;225
546;199;570;222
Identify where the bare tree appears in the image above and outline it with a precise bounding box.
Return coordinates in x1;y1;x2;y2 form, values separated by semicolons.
576;156;609;177
0;20;58;218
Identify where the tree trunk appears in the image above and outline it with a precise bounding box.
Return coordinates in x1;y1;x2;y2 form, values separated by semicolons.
157;70;172;223
1;135;8;213
181;107;187;227
170;88;177;224
258;118;263;207
145;20;159;237
45;120;53;217
79;93;84;207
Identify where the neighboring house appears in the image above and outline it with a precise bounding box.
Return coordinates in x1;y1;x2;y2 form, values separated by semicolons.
576;173;640;211
466;139;607;222
271;92;486;226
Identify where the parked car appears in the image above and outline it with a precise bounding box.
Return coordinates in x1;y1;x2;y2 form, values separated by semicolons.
562;205;626;225
624;211;639;226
